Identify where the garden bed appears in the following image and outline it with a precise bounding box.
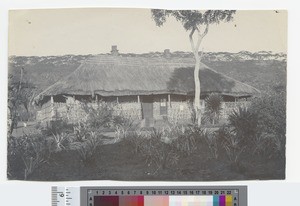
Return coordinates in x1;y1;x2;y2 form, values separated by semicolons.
8;135;285;181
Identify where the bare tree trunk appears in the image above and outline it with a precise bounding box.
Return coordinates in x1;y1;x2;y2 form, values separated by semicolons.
194;54;201;126
189;25;208;126
8;67;24;136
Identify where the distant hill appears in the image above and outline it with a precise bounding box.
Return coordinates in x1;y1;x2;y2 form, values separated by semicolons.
8;51;286;94
202;60;286;94
8;55;92;92
127;51;287;62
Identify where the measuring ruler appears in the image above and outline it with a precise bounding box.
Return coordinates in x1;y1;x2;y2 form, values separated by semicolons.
52;186;247;206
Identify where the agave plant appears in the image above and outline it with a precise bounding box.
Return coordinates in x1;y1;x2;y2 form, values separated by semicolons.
77;131;103;165
204;93;223;125
51;132;69;151
228;106;258;143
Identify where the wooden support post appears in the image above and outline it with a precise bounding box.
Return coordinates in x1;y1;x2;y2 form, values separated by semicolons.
51;96;54;104
137;95;140;103
117;96;119;104
168;94;171;107
95;95;98;102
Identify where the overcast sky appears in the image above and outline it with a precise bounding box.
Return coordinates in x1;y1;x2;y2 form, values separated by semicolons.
8;8;287;56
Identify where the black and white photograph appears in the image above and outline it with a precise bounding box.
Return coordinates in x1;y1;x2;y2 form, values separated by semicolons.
7;8;287;181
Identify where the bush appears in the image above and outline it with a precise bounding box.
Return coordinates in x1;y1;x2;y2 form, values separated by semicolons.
41;119;73;137
228;106;258;146
75;131;103;166
51;132;70;151
140;128;179;174
123;130;145;154
169;125;197;156
201;129;219;159
84;101;114;129
7;133;52;180
203;93;223;125
251;92;285;136
217;126;245;164
250;92;286;158
251;132;284;159
225;93;286;160
73;122;90;142
163;124;220;159
114;115;138;140
223;107;258;164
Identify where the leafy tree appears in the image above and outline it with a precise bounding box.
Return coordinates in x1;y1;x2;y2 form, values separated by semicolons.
8;67;36;135
151;10;236;125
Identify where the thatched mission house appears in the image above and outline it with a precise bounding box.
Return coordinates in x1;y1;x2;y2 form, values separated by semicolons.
34;47;260;127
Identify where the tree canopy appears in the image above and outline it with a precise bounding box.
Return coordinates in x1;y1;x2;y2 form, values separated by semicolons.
152;10;236;30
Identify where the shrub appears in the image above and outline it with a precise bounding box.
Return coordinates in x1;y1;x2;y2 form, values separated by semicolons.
228;106;258;145
186;125;220;159
114;115;138;140
217;126;245;164
51;132;70;151
73;122;90;142
122;130;145;154
41;119;73;136
223;106;257;164
23;154;46;180
203;93;223;125
163;124;220;158
250;92;286;158
201;129;219;159
140;129;179;174
251;92;286;137
84;101;114;129
225;93;286;160
252;132;284;159
76;131;102;166
7;133;52;180
169;125;197;156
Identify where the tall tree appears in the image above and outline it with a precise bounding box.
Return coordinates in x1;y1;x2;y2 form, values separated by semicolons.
8;67;36;135
151;10;236;125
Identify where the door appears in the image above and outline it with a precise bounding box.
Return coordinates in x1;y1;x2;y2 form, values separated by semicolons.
141;96;154;127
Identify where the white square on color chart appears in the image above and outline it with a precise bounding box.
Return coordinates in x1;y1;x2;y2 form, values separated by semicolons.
169;196;213;206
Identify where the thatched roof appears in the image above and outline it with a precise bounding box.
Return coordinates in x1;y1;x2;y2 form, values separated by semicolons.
34;55;260;103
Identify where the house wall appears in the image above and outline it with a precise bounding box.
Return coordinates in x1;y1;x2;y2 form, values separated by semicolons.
152;94;196;124
114;102;142;120
152;95;168;120
167;101;193;124
36;94;252;127
220;101;251;119
36;96;143;126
